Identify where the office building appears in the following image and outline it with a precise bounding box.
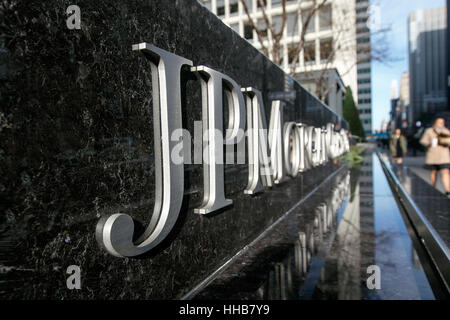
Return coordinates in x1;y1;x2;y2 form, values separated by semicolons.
355;0;372;134
408;7;447;126
200;0;372;124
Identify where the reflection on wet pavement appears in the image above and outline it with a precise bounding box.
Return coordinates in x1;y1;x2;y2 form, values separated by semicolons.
195;151;436;300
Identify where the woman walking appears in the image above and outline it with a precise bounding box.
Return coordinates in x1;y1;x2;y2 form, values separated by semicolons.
390;128;407;164
419;117;450;196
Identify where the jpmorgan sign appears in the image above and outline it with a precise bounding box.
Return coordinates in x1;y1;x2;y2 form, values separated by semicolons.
96;42;349;258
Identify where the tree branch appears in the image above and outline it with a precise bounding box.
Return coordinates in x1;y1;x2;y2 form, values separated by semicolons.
240;0;269;56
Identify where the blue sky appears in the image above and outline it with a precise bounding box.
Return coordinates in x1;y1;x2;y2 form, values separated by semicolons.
370;0;446;132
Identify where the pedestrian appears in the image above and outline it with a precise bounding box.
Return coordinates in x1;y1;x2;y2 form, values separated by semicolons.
419;117;450;196
389;128;407;164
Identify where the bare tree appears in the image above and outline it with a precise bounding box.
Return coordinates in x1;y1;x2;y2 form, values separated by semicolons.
239;0;391;102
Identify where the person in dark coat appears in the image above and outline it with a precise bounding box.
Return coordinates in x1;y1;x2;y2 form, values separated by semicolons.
389;128;407;164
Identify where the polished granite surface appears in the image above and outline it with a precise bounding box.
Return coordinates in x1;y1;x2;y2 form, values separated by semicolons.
0;0;346;299
386;157;450;249
194;152;436;300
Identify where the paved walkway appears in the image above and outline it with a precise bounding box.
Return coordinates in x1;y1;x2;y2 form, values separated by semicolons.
362;144;447;195
401;154;447;195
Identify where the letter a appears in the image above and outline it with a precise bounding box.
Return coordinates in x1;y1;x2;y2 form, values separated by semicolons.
66;265;81;289
66;5;81;30
366;265;381;289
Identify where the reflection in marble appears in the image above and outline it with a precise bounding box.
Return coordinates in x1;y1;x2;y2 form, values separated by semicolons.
193;169;351;299
194;151;437;300
264;182;349;300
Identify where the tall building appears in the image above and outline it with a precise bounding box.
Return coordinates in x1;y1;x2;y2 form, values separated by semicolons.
389;73;410;132
398;72;410;130
355;0;372;134
389;98;399;132
408;7;447;126
389;80;399;132
199;0;371;126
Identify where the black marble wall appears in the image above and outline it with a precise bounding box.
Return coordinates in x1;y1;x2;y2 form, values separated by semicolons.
0;0;347;299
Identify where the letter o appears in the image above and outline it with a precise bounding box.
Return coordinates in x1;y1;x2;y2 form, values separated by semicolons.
284;122;300;177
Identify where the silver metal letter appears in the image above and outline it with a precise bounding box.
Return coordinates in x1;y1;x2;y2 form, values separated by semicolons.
311;127;322;167
242;87;273;194
320;128;327;165
300;124;314;172
268;100;287;184
284;122;301;177
96;43;193;257
191;66;246;214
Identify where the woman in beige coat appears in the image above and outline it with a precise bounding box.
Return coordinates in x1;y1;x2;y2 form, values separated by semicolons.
419;117;450;196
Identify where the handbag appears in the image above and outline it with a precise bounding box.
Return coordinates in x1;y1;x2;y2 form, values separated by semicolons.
438;135;450;147
433;128;450;147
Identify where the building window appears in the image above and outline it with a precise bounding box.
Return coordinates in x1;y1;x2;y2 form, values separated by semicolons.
272;0;282;6
230;0;239;15
242;0;252;12
288;43;299;65
357;46;370;55
217;0;225;16
244;23;253;39
358;88;371;94
301;9;315;34
357;37;370;44
358;98;371;104
319;5;332;31
357;26;370;34
286;12;299;36
320;38;332;61
257;0;267;9
304;41;316;64
356;17;367;24
257;19;268;39
272;15;283;34
356;7;368;14
357;68;370;74
358;78;371;84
